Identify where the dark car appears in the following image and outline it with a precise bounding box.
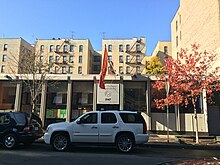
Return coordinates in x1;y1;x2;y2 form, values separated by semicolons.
0;112;43;149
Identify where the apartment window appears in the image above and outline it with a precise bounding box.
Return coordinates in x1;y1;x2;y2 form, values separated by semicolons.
126;66;130;74
63;45;67;52
180;31;182;41
126;55;130;63
136;44;141;52
79;45;83;52
164;46;168;54
136;66;141;73
176;20;178;31
176;36;178;47
69;66;73;74
62;66;66;74
119;66;123;74
40;45;44;51
50;45;54;52
177;52;179;60
119;44;123;52
49;56;53;62
108;45;112;52
79;56;82;63
78;66;82;74
69;56;73;63
108;66;110;71
2;55;6;62
108;55;112;61
94;56;101;62
3;44;8;51
55;66;58;73
40;56;43;62
1;65;5;73
56;45;60;52
126;44;130;52
136;55;140;63
119;56;123;63
48;67;52;73
70;45;74;52
63;56;67;63
55;56;59;63
179;14;181;24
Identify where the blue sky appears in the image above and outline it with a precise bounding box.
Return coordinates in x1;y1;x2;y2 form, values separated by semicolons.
1;0;179;55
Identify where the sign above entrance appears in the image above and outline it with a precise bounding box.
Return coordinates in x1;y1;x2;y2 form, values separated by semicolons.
97;84;119;104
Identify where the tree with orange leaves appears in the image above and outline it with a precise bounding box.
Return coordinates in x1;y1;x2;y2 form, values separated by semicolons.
153;43;220;143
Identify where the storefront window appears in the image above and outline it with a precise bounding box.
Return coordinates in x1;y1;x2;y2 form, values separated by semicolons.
45;81;68;126
0;81;16;111
124;81;146;112
21;83;41;115
71;81;93;121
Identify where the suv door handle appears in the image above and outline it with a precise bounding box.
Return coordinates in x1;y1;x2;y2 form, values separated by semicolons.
91;126;98;129
112;126;119;129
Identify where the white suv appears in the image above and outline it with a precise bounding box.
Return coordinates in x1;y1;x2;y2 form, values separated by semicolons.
44;111;149;152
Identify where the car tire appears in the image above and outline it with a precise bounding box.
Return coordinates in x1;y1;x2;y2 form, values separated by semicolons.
116;134;134;153
3;134;17;149
51;133;70;151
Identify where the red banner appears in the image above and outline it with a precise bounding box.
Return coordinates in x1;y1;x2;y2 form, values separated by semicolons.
99;45;108;89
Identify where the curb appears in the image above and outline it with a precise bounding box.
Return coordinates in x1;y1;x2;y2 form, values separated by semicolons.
144;142;220;150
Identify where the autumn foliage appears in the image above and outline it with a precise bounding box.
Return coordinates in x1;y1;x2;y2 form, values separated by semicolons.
153;43;220;109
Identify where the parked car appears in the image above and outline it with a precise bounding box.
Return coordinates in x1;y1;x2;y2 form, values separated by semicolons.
0;112;43;149
44;110;149;153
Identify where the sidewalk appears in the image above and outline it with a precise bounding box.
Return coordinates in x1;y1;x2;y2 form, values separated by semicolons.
146;134;220;150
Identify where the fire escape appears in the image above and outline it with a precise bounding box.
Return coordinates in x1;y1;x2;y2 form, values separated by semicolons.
53;39;75;74
125;38;146;74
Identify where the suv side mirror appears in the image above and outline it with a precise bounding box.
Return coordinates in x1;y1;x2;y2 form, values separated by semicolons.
76;120;81;124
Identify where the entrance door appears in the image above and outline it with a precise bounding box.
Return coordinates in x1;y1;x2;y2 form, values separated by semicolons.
96;104;120;111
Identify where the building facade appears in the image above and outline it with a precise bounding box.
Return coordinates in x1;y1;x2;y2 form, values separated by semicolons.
0;74;211;135
171;0;220;135
171;0;220;60
102;37;147;75
151;41;172;65
35;38;95;75
0;38;34;74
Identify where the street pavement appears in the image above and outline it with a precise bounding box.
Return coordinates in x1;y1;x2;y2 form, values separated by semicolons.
0;137;220;165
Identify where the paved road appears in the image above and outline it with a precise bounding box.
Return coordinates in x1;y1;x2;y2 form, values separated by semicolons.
0;143;220;165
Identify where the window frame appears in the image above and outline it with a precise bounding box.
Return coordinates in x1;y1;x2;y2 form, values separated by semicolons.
2;54;6;62
108;45;112;52
79;56;82;63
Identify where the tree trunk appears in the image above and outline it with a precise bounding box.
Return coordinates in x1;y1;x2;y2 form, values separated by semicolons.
193;98;199;143
32;103;35;113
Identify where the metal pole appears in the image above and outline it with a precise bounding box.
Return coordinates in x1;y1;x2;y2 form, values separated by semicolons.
165;76;170;143
166;97;169;143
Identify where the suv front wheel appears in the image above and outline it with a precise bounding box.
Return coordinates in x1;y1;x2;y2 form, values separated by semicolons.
52;133;69;151
3;134;17;149
116;135;134;153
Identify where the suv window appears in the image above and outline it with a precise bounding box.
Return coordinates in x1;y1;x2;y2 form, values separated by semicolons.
101;113;117;123
0;114;10;124
119;113;144;123
80;113;97;124
12;113;27;126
